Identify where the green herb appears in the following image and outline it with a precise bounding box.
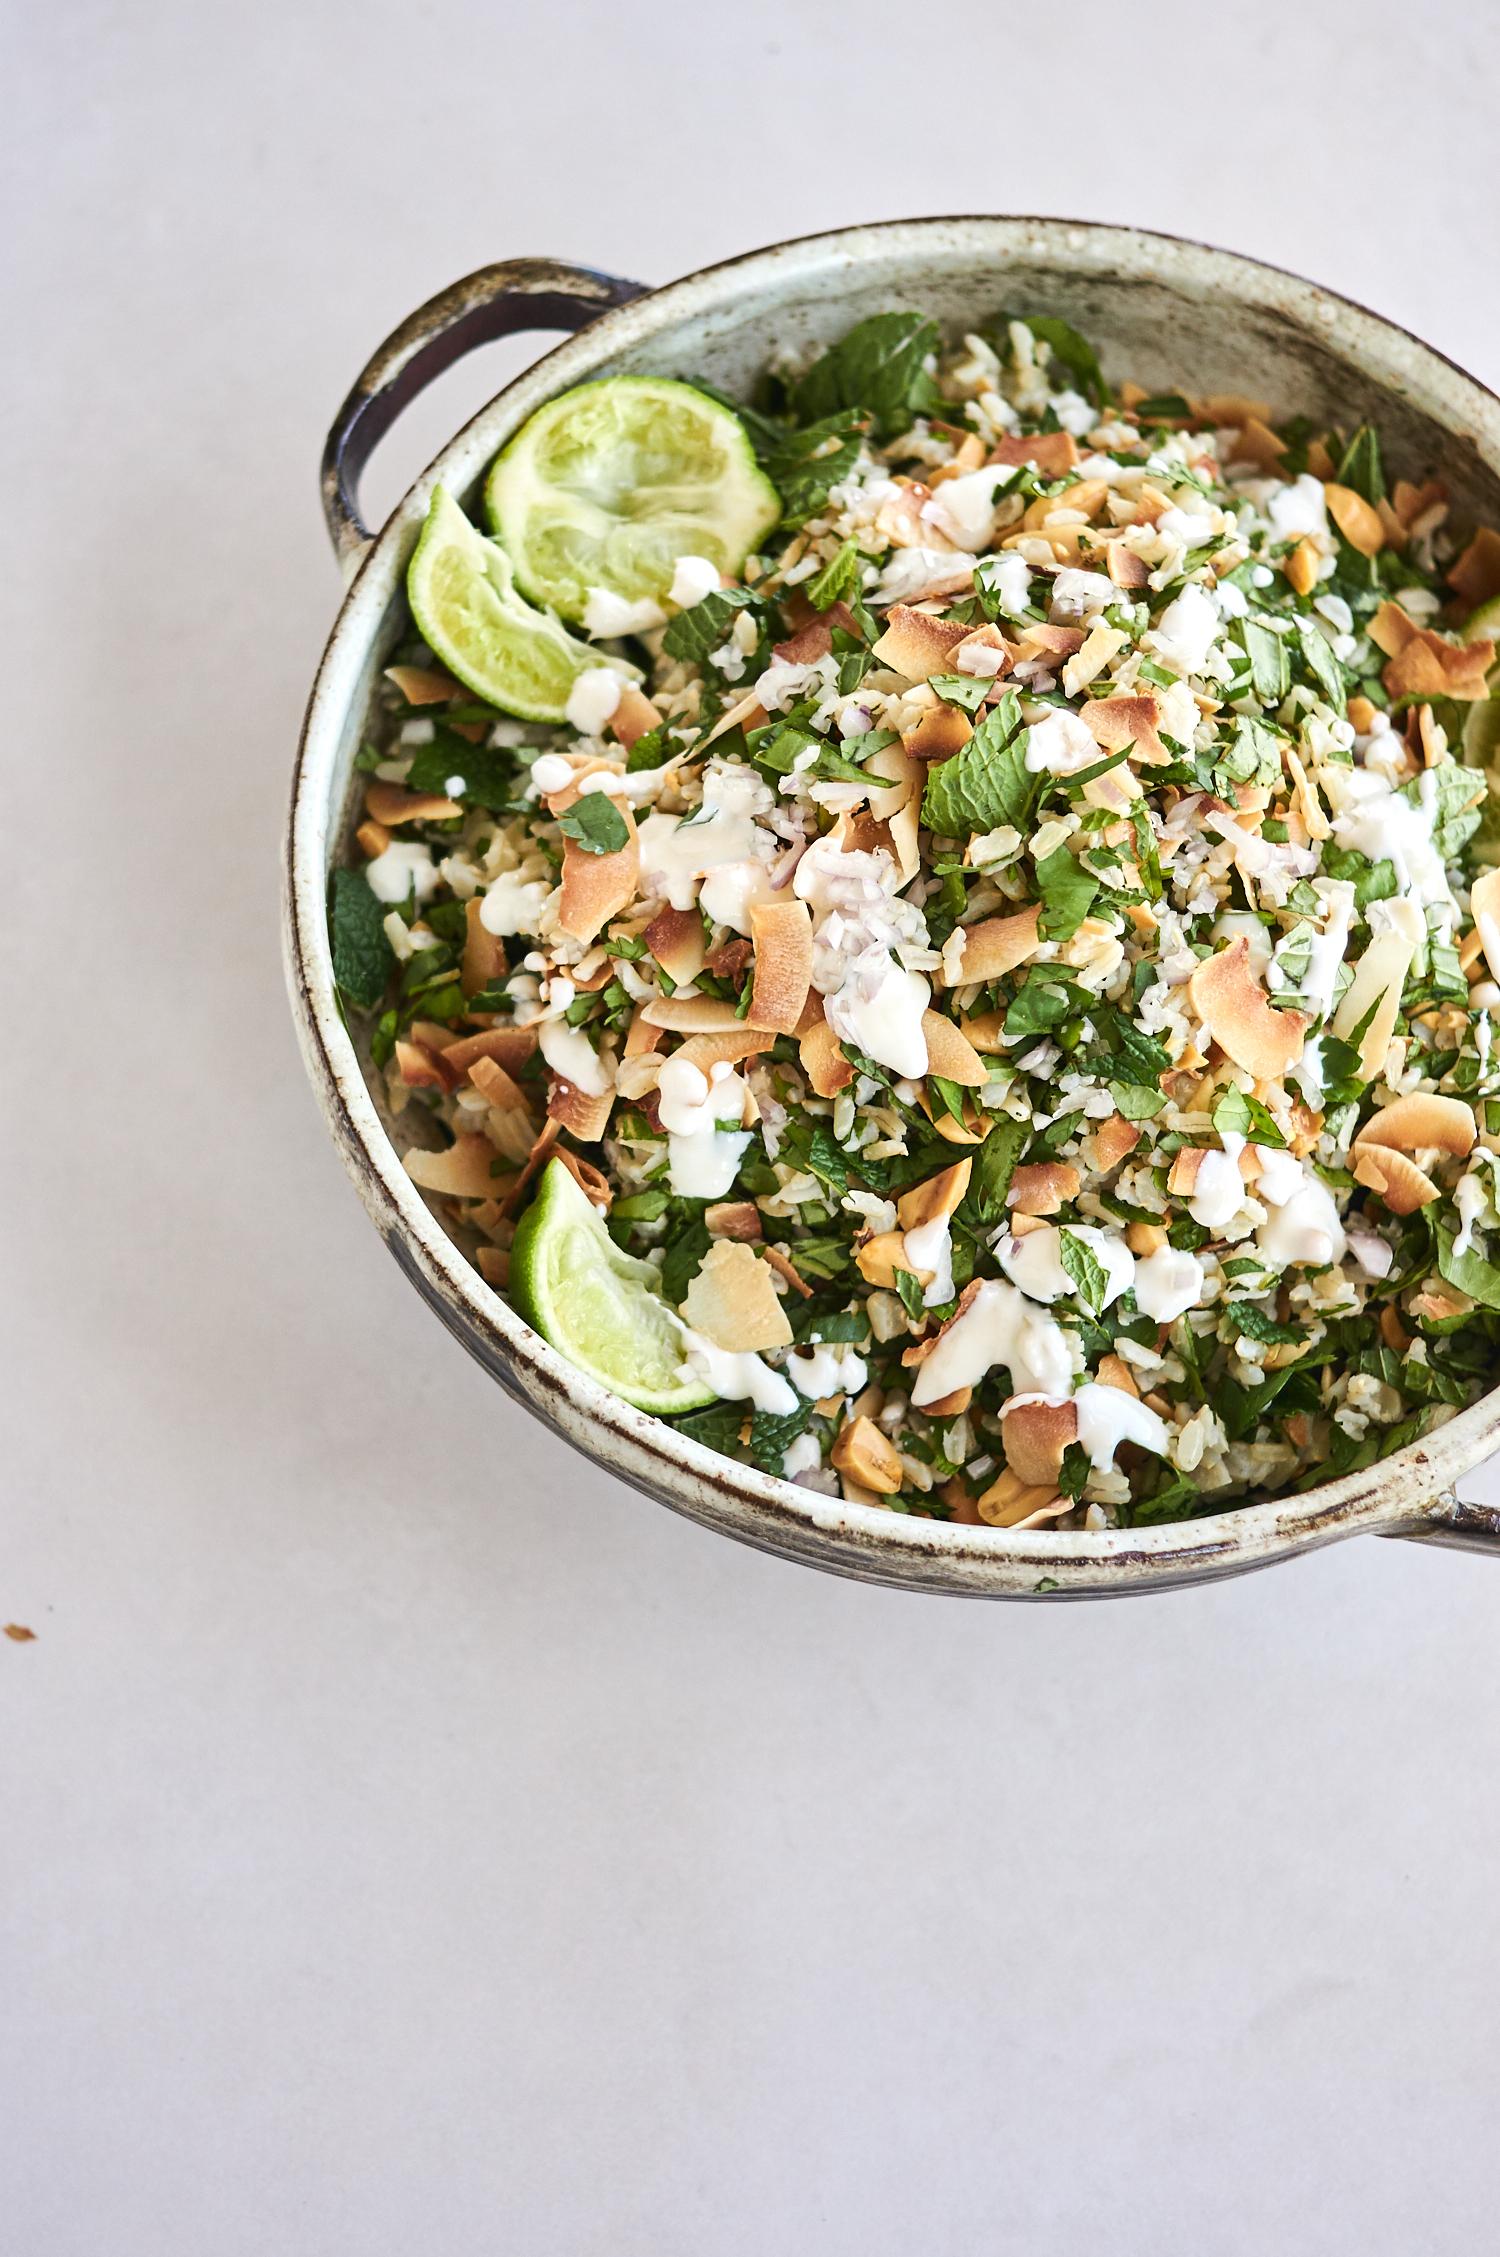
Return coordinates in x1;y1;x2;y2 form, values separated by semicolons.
806;538;863;611
1003;976;1077;1042
675;1402;748;1456
1015;315;1106;405
793;311;942;438
1241;619;1291;705
1056;1442;1092;1501
1109;1080;1167;1121
921;693;1034;836
406;728;515;811
893;1266;928;1319
1225;1300;1303;1345
1212;1085;1287;1147
966;1116;1027;1223
759;409;869;525
1035;844;1099;941
1337;423;1386;507
557;794;629;856
329;866;395;1011
1296;621;1348;717
1131;393;1192;423
1318;844;1397;909
746;1402;813;1475
660;1216;712;1304
661;587;766;668
929;672;991;716
1435;1225;1500;1311
1403;761;1484;862
1058;1230;1108;1314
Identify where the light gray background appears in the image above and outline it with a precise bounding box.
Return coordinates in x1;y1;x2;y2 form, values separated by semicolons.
6;2;1498;2250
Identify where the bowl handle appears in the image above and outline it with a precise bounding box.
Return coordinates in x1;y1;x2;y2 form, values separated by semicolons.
1391;1488;1500;1557
320;258;648;577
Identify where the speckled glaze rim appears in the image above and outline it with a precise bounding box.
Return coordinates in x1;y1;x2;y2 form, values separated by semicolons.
285;215;1500;1594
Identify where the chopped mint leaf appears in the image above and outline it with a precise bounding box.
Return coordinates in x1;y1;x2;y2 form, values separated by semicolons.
1056;1441;1092;1501
1225;1300;1303;1345
407;729;515;811
329;866;395;1011
661;587;766;667
1337;423;1386;508
893;1266;928;1319
1212;1084;1288;1147
921;693;1034;836
1058;1229;1107;1315
1404;761;1484;862
760;410;869;525
1436;1224;1500;1311
806;539;863;611
929;672;990;716
1110;1080;1167;1121
557;794;629;856
1036;844;1100;942
747;1401;813;1475
793;311;943;439
1009;314;1107;406
1241;619;1291;705
1296;621;1347;717
965;1115;1027;1223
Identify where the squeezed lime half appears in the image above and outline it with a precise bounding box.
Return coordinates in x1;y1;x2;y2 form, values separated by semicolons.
509;1160;716;1414
407;487;635;723
485;376;781;627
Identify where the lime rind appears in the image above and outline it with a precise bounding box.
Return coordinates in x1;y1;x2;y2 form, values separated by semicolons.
485;375;781;626
406;486;637;724
509;1160;716;1415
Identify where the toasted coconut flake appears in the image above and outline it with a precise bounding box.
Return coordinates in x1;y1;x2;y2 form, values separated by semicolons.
939;906;1043;987
550;1148;612;1210
1008;1162;1080;1217
1449;527;1500;610
1284;537;1320;597
762;1245;813;1299
1368;600;1417;658
469;1054;528;1112
608;684;662;750
773;603;857;665
356;819;392;859
920;1094;992;1146
1324;483;1385;557
956;1010;1006;1054
546;1079;614;1142
474;1244;509;1287
613;1052;664;1102
673;1027;774;1075
1472;867;1500;984
460;899;508;997
902;703;973;764
1097;1352;1140;1398
1188;939;1306;1079
365;780;463;826
1351;1145;1440;1216
800;1016;854;1099
643;994;753;1034
1105;539;1149;590
444;1024;538;1079
1200;392;1272;426
1014;622;1086;662
1332;923;1421;1075
1001;1398;1077;1487
644;905;707;987
1089;1114;1141;1173
702;689;769;748
681;1240;793;1353
855;1231;917;1290
748;898;814;1033
871;605;968;681
977;1478;1067;1530
1080;693;1168;766
896;1159;972;1233
394;1039;451;1091
1024;479;1108;530
385;664;460;705
830;1415;904;1494
1224;416;1286;472
404;1134;502;1201
1383;624;1495;703
989;429;1080;475
557;805;640;945
706;1201;762;1241
922;1011;987;1087
1356;1093;1476;1157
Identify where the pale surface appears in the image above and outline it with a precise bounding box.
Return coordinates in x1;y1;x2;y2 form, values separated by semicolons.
5;2;1498;2250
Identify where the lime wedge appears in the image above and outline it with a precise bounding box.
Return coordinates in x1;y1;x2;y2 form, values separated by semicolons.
407;487;637;723
509;1159;716;1414
1460;593;1500;645
485;376;781;627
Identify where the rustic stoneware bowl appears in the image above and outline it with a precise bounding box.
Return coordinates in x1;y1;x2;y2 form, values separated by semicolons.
285;216;1500;1595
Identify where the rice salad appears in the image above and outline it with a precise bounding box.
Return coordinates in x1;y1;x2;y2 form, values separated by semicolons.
328;308;1500;1531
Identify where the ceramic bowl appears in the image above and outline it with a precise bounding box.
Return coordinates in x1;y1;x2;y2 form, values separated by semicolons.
285;217;1500;1595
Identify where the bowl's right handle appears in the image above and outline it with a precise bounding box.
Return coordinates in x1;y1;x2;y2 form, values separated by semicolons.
320;258;649;579
1391;1489;1500;1557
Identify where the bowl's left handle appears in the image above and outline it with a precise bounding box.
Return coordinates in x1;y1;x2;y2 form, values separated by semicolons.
320;258;649;578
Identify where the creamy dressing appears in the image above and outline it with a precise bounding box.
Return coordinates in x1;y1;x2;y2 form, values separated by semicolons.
977;552;1033;619
538;1017;611;1097
1267;473;1328;541
909;1279;1075;1408
1453;1165;1489;1258
698;855;780;936
681;1328;798;1415
825;961;931;1079
478;867;551;937
668;554;721;608
1254;1155;1345;1269
793;836;934;1078
582;588;666;637
668;1127;753;1198
636;762;774;912
998;1224;1134;1309
563;668;625;735
365;841;439;904
1299;880;1356;1017
1133;1244;1205;1323
656;1053;753;1197
1187;1133;1246;1230
1322;761;1457;916
1005;1383;1170;1472
1023;707;1103;775
787;1343;868;1398
902;1211;956;1309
